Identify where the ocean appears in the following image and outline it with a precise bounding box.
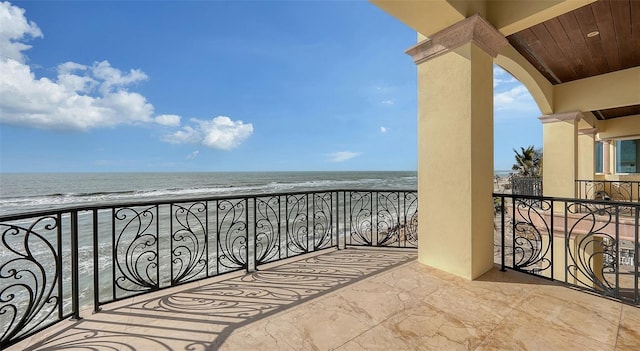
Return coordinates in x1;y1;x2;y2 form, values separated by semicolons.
0;171;417;216
0;171;417;319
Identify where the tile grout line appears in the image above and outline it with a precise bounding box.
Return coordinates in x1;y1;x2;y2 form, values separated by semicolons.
471;283;539;351
612;303;624;351
332;275;449;350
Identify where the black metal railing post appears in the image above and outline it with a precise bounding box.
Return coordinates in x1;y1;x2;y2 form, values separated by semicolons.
635;206;639;304
246;197;251;273
92;210;101;313
500;196;506;272
70;211;81;320
252;196;257;272
550;200;554;281
56;213;63;321
564;200;568;285
335;191;339;250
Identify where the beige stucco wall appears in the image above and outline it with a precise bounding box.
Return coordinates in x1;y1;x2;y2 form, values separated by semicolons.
598;115;640;140
542;118;578;198
578;133;596;181
418;42;495;280
554;67;640;113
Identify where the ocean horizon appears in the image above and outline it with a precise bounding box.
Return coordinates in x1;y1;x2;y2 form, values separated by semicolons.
0;170;517;216
0;171;419;216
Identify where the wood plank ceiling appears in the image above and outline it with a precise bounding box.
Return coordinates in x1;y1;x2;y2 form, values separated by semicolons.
507;0;640;120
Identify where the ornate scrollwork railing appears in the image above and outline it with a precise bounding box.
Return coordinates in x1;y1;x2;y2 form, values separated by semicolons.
1;215;64;347
348;192;373;246
0;189;417;349
112;206;160;298
216;199;248;273
576;180;640;203
495;193;639;305
512;198;552;274
254;196;281;266
171;202;208;285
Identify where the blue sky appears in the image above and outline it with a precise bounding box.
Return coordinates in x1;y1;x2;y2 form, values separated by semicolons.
0;1;542;173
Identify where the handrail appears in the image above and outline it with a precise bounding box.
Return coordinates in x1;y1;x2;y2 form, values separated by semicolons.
0;189;418;349
493;192;639;306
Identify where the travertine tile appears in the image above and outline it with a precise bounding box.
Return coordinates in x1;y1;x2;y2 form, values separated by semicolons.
379;303;488;350
476;308;613;351
5;248;635;351
616;305;640;351
515;285;622;346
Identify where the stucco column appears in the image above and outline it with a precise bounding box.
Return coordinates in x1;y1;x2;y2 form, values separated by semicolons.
406;15;507;280
539;112;582;198
578;127;598;181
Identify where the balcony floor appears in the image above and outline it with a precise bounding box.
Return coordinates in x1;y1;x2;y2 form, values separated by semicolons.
9;247;639;351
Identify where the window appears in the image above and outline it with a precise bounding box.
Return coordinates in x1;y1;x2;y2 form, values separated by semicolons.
595;141;603;173
615;139;640;173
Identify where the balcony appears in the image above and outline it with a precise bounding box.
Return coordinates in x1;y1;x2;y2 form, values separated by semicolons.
3;247;638;350
2;190;639;350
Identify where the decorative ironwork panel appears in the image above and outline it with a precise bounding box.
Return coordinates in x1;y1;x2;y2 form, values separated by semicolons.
171;202;207;285
403;192;419;248
255;196;281;266
609;182;633;202
312;192;333;250
285;194;309;255
348;192;372;246
216;199;248;272
565;202;619;297
512;198;552;274
375;192;401;247
1;215;64;347
112;206;160;298
579;181;606;200
577;180;640;204
511;177;543;196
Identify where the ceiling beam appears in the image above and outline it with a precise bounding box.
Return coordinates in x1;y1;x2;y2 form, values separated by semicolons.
370;0;595;37
486;0;596;36
553;67;640;113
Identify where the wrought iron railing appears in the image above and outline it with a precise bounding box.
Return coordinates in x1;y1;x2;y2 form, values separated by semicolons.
575;179;640;203
494;193;639;305
0;189;417;348
511;177;543;196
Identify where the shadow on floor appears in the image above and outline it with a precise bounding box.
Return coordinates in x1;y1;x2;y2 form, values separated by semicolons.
22;247;417;351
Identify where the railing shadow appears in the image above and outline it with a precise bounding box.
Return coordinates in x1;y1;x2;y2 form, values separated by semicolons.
19;247;417;351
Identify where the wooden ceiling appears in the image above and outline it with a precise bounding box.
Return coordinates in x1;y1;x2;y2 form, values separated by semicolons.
507;0;640;120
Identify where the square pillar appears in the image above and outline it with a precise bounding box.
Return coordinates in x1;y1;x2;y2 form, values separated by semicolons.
578;127;598;181
539;112;581;198
406;15;507;280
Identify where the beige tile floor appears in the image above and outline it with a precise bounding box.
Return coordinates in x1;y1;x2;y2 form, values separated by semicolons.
7;247;639;351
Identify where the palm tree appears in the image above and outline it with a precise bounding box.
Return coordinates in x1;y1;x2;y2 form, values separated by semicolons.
511;146;542;177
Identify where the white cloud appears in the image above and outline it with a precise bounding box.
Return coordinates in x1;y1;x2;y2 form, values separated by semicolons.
327;151;361;163
186;150;199;160
381;99;395;105
494;85;536;111
493;65;539;114
380;126;387;133
493;66;517;88
164;116;253;150
0;2;182;132
0;1;42;63
155;114;181;127
91;60;148;94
